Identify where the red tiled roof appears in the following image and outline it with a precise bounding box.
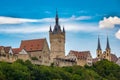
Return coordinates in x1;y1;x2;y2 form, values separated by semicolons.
20;38;45;52
0;46;11;53
111;54;118;62
92;58;99;63
4;46;11;53
0;46;4;50
12;48;21;54
69;50;91;59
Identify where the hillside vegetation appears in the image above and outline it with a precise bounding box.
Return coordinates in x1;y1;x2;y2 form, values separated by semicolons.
0;59;120;80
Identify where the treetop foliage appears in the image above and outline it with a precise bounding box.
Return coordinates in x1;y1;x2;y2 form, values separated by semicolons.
0;59;119;80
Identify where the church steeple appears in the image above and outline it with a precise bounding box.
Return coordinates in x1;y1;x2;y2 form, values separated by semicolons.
106;36;110;50
49;10;65;62
53;10;61;34
55;10;59;25
97;36;101;50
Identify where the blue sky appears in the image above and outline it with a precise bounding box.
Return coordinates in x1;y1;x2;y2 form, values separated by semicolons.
0;0;120;57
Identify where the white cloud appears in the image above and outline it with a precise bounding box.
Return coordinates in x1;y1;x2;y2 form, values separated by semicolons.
44;11;51;14
115;29;120;39
0;16;40;24
0;15;91;24
69;15;91;20
99;16;120;39
0;23;98;34
0;25;49;33
0;15;95;34
99;16;120;29
63;23;98;32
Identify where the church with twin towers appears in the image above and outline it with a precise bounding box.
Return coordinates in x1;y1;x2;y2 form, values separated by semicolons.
96;36;111;61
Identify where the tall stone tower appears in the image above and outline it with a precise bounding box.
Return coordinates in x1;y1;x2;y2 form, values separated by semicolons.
96;36;102;58
105;36;111;61
49;11;65;62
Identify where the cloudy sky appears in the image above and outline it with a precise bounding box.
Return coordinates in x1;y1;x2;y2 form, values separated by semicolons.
0;0;120;57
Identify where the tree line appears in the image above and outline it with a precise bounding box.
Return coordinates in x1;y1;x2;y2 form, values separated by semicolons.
0;59;119;80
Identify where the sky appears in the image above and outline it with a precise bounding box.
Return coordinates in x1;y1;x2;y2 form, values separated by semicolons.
0;0;120;58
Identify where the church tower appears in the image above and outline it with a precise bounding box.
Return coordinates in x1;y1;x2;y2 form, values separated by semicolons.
96;36;102;58
105;36;111;61
49;11;65;62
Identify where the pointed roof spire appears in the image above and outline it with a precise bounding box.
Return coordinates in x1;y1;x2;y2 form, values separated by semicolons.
63;26;65;33
106;36;110;50
97;35;101;50
49;25;52;32
55;9;59;25
53;9;61;34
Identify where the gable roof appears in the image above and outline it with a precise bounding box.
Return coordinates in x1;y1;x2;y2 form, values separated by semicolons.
4;46;11;53
111;54;118;62
116;57;120;66
12;48;21;54
92;58;100;63
69;50;91;59
20;38;45;52
0;46;12;53
0;46;4;50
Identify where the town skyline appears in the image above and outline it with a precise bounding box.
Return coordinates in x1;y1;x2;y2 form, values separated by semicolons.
0;0;120;58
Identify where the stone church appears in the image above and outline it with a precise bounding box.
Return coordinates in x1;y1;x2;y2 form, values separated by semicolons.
96;36;111;61
93;36;118;63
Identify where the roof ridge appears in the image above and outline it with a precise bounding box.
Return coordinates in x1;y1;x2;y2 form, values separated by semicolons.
70;50;90;53
21;38;46;42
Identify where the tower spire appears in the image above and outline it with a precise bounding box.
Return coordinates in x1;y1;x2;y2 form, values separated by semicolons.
106;36;110;50
97;35;101;50
49;25;52;32
53;9;61;34
63;26;65;33
55;9;59;25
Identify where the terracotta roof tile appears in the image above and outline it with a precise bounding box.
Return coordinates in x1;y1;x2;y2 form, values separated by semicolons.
92;58;99;63
0;46;4;50
111;54;118;62
0;46;11;53
4;46;11;53
20;38;45;52
12;48;21;54
69;50;91;59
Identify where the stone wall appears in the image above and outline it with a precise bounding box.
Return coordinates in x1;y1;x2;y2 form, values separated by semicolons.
53;58;76;67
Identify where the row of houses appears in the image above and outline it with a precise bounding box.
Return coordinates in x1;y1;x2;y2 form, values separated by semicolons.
0;39;119;66
0;38;93;67
0;38;50;66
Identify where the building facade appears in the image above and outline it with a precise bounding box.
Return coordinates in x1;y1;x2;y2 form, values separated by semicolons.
49;11;65;62
20;38;50;66
96;36;118;62
68;50;92;66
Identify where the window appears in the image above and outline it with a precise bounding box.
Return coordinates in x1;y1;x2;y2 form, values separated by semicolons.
98;54;99;57
39;56;41;58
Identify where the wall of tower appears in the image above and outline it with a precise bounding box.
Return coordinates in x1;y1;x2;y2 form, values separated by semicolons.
105;49;111;61
96;50;102;58
49;32;65;62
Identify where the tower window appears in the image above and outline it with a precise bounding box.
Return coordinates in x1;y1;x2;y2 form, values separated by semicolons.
98;54;99;57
